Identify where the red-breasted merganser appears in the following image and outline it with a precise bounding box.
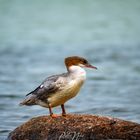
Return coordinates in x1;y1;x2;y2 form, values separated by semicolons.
20;56;97;117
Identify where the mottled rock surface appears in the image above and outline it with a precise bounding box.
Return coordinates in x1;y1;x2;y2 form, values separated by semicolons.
7;114;140;140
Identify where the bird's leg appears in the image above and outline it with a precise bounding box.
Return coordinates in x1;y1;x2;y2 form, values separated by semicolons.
61;104;66;117
48;104;59;118
48;104;53;116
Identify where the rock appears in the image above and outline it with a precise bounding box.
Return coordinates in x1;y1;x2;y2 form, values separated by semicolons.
7;114;140;140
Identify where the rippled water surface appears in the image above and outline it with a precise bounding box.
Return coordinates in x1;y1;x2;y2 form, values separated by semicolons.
0;0;140;139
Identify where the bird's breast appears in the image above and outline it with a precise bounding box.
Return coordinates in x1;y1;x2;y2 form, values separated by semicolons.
47;78;85;107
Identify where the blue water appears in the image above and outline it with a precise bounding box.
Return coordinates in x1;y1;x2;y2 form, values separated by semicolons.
0;0;140;139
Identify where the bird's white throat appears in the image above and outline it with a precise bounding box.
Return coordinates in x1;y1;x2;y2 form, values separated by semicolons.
68;65;86;80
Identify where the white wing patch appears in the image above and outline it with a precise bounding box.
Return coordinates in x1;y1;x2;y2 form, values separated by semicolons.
40;84;44;88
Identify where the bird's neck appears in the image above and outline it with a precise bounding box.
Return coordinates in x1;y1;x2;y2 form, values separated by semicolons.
67;65;86;80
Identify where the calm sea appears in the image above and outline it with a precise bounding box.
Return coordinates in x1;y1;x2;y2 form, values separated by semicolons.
0;0;140;139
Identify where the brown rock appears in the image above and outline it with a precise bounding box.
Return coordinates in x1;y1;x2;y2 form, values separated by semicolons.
7;114;140;140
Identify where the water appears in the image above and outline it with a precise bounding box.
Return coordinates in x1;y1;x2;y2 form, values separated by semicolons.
0;0;140;139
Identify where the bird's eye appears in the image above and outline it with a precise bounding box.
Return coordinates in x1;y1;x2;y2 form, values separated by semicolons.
83;60;87;64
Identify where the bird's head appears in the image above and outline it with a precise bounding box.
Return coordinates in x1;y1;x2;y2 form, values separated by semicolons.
65;56;97;71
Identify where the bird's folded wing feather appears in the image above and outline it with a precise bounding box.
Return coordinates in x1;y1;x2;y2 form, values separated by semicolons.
26;74;67;100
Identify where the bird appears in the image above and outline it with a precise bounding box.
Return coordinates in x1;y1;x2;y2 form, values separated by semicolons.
20;56;97;118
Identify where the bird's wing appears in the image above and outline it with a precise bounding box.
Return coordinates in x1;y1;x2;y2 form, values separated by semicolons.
26;73;67;100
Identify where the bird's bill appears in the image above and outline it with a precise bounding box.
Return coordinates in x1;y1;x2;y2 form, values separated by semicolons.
86;64;97;69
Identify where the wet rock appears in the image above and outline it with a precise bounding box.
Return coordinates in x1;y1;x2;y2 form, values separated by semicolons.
7;114;140;140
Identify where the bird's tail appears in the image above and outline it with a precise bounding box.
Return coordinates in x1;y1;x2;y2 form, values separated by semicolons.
19;95;36;106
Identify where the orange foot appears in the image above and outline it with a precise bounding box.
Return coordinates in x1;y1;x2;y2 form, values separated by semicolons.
50;114;61;118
